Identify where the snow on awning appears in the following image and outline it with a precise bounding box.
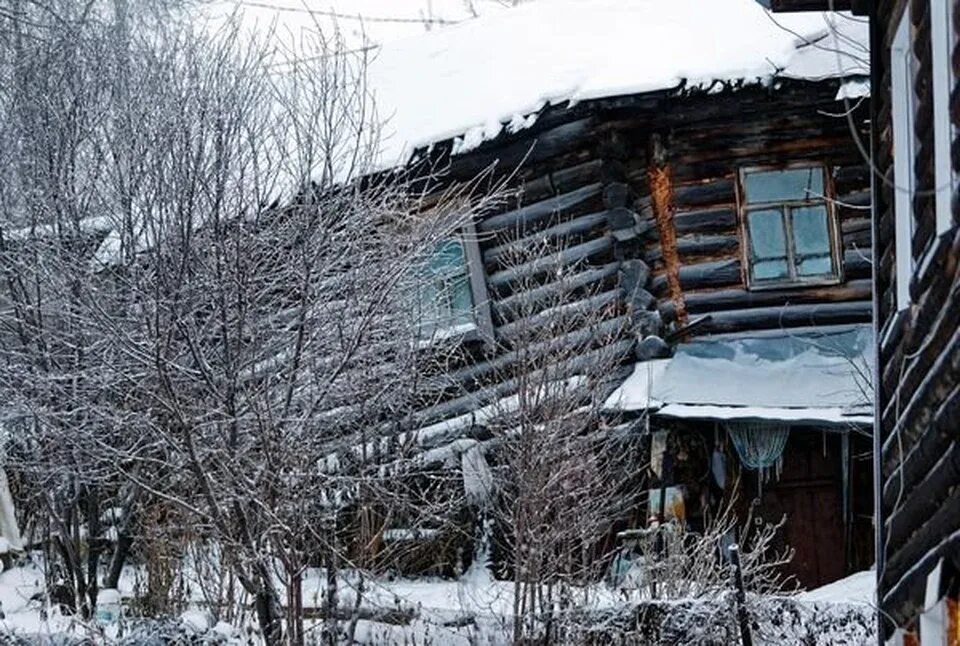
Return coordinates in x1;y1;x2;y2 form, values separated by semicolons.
655;404;871;426
605;325;873;427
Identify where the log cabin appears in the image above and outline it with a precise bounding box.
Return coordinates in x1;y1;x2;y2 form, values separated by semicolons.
775;0;960;641
343;0;877;590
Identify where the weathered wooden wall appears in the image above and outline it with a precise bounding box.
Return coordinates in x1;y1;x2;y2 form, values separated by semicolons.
873;0;960;636
614;84;873;337
348;81;874;460
329;79;877;579
398;82;873;449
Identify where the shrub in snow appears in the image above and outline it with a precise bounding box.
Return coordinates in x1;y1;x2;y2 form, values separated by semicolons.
568;595;875;645
115;618;233;645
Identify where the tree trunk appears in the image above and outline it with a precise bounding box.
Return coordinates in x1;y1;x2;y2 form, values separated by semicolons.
254;564;284;646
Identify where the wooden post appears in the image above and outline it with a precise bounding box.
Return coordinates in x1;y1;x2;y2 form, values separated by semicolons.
647;134;688;326
729;544;753;646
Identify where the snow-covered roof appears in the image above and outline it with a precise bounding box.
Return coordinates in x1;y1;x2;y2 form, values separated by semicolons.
368;0;870;165
605;325;873;427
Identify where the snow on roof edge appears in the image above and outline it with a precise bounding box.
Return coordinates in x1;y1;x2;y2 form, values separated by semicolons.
367;0;871;167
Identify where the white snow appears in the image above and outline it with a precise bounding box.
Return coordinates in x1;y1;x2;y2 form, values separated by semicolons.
605;325;873;425
368;0;870;165
655;403;872;426
180;609;216;633
0;555;876;644
460;443;493;506
798;569;875;606
603;359;670;410
382;528;441;541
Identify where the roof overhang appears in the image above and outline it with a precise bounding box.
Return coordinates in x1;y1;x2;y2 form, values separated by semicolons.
604;324;874;429
655;403;871;428
757;0;870;15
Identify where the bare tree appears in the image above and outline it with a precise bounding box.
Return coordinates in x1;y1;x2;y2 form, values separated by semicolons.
0;0;190;618
0;1;507;642
457;231;645;643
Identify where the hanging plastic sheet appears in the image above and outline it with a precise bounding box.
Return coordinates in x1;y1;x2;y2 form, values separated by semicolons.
650;430;669;478
725;421;790;496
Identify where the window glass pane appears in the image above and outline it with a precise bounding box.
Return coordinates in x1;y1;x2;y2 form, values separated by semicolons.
753;259;789;281
792;206;831;256
417;238;475;335
426;239;466;278
747;209;787;260
743;167;824;204
448;274;474;320
797;255;833;276
416;281;440;329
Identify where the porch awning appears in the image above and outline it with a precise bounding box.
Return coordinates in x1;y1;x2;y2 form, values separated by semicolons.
604;324;873;427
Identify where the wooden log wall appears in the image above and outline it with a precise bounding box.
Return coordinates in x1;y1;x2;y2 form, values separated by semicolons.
618;85;873;338
327;114;652;470
320;80;877;555
873;0;960;637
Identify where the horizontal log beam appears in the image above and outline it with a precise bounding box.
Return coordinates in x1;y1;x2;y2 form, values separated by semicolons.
883;440;960;562
483;210;608;265
437;314;631;387
521;159;602;203
882;381;960;512
479;182;602;233
487;236;614;287
496;288;624;341
492;262;620;322
446;117;597;181
658;279;872;320
673;207;738;235
696;300;871;334
881;494;960;627
650;259;742;294
403;339;636;441
645;234;740;265
671;179;735;209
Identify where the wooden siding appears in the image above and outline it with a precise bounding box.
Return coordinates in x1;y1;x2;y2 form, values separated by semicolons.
622;88;873;337
874;0;960;637
390;82;873;446
348;83;874;453
328;79;877;584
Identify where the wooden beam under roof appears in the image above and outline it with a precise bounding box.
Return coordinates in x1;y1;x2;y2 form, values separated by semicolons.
763;0;868;14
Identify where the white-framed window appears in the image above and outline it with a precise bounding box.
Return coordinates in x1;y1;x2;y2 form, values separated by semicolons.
738;165;842;289
932;0;957;236
415;222;492;343
891;8;917;311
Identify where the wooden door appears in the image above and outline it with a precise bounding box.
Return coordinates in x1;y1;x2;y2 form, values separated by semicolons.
749;432;846;589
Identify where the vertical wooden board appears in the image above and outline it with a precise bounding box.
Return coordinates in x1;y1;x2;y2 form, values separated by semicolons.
754;432;848;589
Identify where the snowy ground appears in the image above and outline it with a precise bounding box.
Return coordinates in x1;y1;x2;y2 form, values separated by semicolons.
0;553;876;644
798;568;876;606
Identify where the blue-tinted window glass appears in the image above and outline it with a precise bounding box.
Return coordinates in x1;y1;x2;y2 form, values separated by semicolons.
792;206;831;256
753;259;790;281
748;209;787;260
743;167;824;204
792;206;833;277
748;209;789;282
797;256;833;276
418;239;475;335
426;240;467;278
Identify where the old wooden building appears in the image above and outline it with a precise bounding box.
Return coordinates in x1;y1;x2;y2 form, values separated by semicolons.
347;0;876;590
776;0;960;641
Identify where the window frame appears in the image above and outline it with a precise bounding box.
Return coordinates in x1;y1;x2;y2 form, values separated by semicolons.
891;7;917;312
736;163;844;291
415;220;493;345
932;0;957;236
